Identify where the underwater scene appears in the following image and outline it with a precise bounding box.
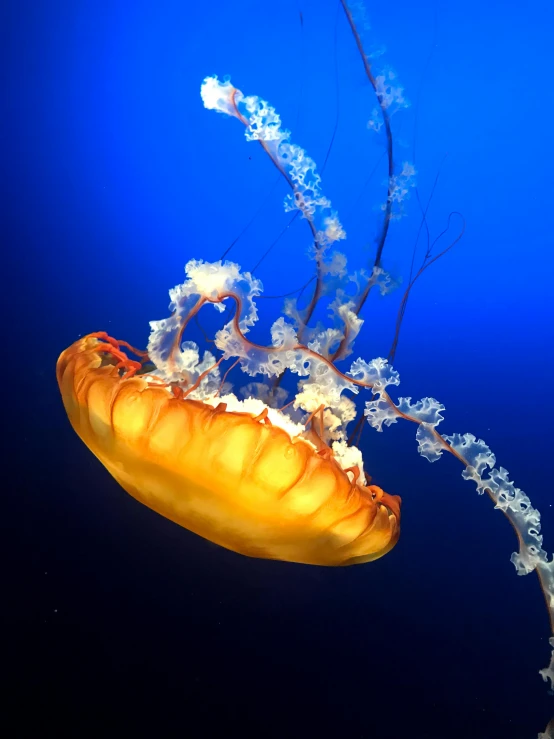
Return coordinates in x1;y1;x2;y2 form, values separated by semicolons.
4;0;554;736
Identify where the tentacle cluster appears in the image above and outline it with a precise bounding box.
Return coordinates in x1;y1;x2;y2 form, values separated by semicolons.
200;76;346;266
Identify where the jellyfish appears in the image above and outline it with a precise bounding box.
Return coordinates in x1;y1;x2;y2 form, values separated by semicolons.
56;2;553;735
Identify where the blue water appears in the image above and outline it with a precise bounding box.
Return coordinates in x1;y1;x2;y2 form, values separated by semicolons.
4;0;553;736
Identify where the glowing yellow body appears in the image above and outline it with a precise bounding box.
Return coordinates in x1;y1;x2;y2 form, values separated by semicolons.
57;335;401;566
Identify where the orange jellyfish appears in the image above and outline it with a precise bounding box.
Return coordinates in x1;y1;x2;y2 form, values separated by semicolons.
57;12;554;732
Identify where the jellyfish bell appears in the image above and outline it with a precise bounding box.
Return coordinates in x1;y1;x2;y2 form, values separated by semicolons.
56;323;401;567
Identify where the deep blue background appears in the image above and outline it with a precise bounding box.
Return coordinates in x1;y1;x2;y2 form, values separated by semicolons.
3;0;553;736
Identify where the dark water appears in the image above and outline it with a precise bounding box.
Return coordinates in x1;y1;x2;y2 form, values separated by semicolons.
4;1;553;736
